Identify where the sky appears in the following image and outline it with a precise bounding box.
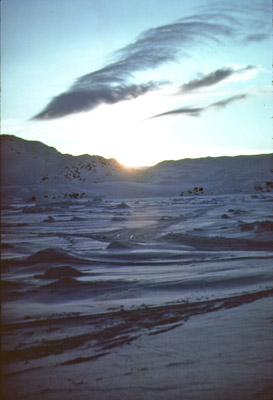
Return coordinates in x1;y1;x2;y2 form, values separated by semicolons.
1;0;272;167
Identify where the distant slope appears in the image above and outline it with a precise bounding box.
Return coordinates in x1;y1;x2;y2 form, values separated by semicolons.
1;135;136;186
142;155;273;194
1;135;272;199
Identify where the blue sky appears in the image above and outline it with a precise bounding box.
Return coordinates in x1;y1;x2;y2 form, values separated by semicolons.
1;0;272;166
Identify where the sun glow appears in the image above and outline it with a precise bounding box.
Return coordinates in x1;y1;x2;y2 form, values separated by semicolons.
3;80;271;169
26;89;182;168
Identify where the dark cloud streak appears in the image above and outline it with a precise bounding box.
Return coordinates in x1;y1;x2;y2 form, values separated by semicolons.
208;94;248;109
181;66;255;92
33;82;159;120
149;94;248;119
244;33;268;43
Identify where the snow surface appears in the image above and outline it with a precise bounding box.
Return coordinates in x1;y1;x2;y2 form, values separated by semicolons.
1;135;273;399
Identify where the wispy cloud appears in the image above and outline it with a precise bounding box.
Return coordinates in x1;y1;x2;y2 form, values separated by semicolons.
149;94;248;119
208;94;248;109
33;18;234;120
33;82;160;120
180;66;256;92
33;1;269;120
244;33;269;43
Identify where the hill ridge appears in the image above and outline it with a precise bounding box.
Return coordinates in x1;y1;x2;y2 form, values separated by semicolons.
1;135;272;200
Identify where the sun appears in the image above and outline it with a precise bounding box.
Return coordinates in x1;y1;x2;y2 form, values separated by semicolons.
25;87;188;168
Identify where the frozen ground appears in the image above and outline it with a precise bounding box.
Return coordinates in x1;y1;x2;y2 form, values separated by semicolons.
1;192;273;400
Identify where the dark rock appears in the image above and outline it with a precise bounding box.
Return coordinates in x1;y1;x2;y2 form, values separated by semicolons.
36;266;83;279
107;241;131;249
111;217;127;222
43;216;55;223
116;202;130;209
239;223;255;232
44;277;82;288
1;243;14;249
221;214;230;219
70;217;85;221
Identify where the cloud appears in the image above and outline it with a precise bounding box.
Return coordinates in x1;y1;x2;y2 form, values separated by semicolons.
148;107;203;119
208;94;248;109
149;94;248;119
33;82;159;120
32;15;238;120
180;66;256;91
33;1;269;120
244;33;269;43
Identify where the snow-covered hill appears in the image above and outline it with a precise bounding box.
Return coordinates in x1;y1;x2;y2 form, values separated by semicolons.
142;155;273;194
1;135;136;186
1;134;272;200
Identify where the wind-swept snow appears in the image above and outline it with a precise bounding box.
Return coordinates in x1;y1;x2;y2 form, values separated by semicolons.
1;134;273;400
